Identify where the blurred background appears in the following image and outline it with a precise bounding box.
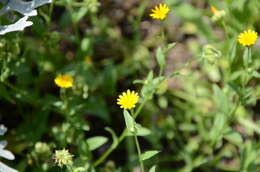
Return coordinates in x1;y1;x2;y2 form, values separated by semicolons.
0;0;260;171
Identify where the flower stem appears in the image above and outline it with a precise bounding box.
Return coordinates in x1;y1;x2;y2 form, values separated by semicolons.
134;134;145;172
93;99;148;167
222;21;229;39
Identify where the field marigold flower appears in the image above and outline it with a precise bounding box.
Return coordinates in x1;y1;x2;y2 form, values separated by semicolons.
150;3;170;20
54;74;73;88
53;149;73;167
117;90;139;109
238;29;258;46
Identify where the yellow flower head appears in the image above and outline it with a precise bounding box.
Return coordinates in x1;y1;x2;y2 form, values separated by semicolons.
150;3;170;20
238;29;258;46
53;149;73;167
210;6;218;14
210;6;226;21
84;56;92;63
117;90;139;110
54;74;73;88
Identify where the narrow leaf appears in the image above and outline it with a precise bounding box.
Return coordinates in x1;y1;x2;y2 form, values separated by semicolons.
140;150;160;161
156;47;165;71
123;110;135;133
209;113;226;144
87;136;108;151
252;71;260;78
228;40;237;62
126;124;151;136
224;129;243;146
165;42;176;53
149;165;156;172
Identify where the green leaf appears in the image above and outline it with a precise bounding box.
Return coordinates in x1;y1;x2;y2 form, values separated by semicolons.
123;110;135;133
228;39;237;62
87;136;108;151
213;85;229;114
127;124;151;136
140;150;160;161
149;165;156;172
252;71;260;78
72;7;88;23
243;47;251;67
156;47;165;71
227;82;242;98
209;113;226;144
81;38;91;52
136;124;151;136
224;129;243;146
164;42;176;53
147;71;154;81
240;141;257;171
238;117;260;134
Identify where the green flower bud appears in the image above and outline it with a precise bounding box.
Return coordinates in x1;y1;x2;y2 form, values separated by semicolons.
35;142;51;154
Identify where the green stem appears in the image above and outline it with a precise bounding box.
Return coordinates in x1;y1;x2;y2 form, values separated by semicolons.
93;99;148;167
133;98;147;119
60;88;68;112
221;21;229;39
134;134;145;172
242;47;251;88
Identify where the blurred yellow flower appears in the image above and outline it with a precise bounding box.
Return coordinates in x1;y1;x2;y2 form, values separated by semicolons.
53;149;73;167
150;3;170;20
210;6;226;21
238;29;258;46
84;56;92;63
54;74;73;88
117;90;139;109
210;7;218;14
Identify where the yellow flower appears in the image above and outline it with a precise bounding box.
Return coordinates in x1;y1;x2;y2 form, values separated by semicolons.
150;3;170;20
84;56;92;63
54;74;73;88
53;149;73;167
210;6;218;14
210;6;226;22
238;29;258;46
117;90;139;109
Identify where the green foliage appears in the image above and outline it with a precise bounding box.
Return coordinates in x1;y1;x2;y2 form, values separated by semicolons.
87;136;108;151
123;110;135;134
140;151;160;161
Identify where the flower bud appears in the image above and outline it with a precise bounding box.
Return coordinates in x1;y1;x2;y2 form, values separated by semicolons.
53;149;73;167
35;142;50;154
